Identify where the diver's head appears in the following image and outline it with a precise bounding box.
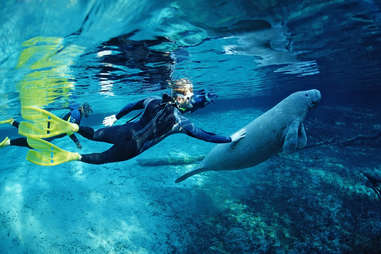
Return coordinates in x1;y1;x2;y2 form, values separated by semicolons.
80;103;93;118
170;78;194;112
170;78;194;97
169;78;219;113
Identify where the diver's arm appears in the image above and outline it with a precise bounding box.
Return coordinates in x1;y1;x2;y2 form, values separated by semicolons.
115;99;146;119
12;120;19;128
179;118;231;143
69;134;82;149
189;89;217;113
103;98;146;126
69;109;82;123
63;110;81;124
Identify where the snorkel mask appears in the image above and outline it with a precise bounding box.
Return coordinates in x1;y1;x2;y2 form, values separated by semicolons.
174;93;193;112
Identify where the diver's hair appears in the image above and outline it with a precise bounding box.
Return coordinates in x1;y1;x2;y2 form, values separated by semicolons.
81;103;93;116
169;78;193;96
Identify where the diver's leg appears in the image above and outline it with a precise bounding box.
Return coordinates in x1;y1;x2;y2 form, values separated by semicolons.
80;141;138;164
10;137;31;148
45;133;66;142
76;126;95;140
8;135;66;148
12;120;19;128
77;125;128;144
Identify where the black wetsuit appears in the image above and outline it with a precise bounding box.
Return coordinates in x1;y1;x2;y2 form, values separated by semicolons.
78;95;231;164
10;108;82;148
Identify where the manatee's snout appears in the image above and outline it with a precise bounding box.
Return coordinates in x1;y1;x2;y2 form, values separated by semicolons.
306;89;321;108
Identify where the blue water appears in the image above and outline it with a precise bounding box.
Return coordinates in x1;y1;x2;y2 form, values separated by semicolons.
1;0;381;253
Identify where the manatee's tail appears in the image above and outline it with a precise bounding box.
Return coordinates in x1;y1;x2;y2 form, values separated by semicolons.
175;167;207;183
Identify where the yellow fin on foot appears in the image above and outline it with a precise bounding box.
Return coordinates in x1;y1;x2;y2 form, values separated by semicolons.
0;137;10;148
19;106;78;138
26;137;80;166
0;118;14;125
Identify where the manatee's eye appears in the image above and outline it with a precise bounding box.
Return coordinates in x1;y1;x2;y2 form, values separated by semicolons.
305;93;309;97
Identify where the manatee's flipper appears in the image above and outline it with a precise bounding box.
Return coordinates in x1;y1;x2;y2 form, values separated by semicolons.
362;171;381;199
19;106;78;138
297;123;307;149
26;137;80;166
175;167;207;183
137;155;204;167
282;120;299;153
362;171;381;185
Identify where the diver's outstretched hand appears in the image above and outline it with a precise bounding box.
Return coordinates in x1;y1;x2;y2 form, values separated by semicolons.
230;128;246;147
103;115;117;127
206;92;218;103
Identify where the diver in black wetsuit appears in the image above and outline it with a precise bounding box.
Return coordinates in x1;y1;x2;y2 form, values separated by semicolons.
74;78;246;164
0;103;93;149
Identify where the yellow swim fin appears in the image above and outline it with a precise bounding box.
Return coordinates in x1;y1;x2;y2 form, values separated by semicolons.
19;106;78;138
0;137;10;148
26;137;81;166
0;118;14;125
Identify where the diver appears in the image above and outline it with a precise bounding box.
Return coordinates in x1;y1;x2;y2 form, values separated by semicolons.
22;78;246;166
0;103;93;149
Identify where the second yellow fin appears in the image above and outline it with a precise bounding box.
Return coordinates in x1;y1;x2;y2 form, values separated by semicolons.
19;106;78;138
26;137;80;166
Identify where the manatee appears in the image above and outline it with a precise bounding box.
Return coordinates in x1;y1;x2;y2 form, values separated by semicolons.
175;89;321;183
